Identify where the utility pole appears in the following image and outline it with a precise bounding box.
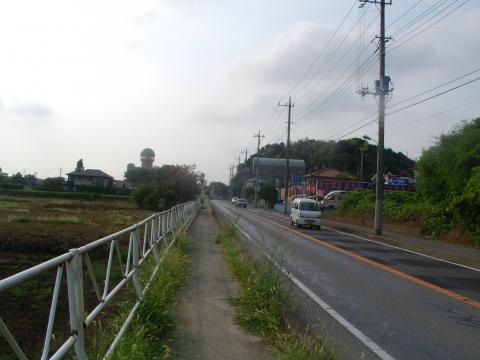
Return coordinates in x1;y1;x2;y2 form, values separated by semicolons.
228;164;234;199
279;96;294;215
240;149;249;198
357;0;392;235
241;149;249;162
253;131;265;208
359;148;366;182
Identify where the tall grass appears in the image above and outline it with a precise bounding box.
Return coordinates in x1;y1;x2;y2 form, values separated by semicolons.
216;223;336;359
89;233;190;359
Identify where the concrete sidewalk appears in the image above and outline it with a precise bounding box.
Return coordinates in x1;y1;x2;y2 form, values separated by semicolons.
175;207;271;360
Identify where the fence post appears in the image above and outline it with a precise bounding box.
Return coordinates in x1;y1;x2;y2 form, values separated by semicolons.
66;250;88;360
132;226;144;299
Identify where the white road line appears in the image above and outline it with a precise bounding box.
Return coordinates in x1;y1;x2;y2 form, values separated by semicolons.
230;219;396;360
249;205;480;273
324;227;480;273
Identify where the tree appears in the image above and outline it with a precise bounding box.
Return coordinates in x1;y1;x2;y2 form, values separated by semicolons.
260;180;278;208
11;172;25;186
207;181;229;199
40;177;65;191
128;164;201;210
76;159;84;172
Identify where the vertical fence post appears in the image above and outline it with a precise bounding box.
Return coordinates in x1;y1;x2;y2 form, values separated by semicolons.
66;250;88;360
132;226;144;299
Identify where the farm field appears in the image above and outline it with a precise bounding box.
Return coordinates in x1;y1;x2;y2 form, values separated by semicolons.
0;194;153;358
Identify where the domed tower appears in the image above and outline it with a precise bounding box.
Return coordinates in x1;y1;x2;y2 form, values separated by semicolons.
140;148;155;168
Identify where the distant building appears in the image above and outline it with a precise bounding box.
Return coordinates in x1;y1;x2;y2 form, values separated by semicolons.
252;157;306;184
140;148;155;168
65;169;114;191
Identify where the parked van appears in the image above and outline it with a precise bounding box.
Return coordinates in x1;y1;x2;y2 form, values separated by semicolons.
290;198;322;229
321;191;347;209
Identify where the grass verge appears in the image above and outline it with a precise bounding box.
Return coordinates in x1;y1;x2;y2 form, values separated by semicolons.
215;223;336;360
89;232;190;359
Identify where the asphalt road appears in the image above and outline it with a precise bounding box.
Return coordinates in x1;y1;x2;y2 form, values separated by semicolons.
211;200;480;360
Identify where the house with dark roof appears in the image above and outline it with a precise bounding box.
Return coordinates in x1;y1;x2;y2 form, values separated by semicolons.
65;169;114;191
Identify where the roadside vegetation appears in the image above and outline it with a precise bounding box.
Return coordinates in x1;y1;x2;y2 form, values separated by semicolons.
130;165;203;210
216;223;336;359
334;118;480;247
90;233;191;359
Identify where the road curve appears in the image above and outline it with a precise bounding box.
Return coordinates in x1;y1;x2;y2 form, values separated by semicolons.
211;200;480;360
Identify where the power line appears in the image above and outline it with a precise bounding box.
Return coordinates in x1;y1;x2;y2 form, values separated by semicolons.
386;75;480;116
389;98;480;132
292;6;375;102
389;67;480;109
388;0;426;28
281;0;359;102
388;0;472;53
336;74;480;140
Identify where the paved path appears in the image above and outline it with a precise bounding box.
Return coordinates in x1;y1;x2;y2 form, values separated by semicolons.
175;207;271;360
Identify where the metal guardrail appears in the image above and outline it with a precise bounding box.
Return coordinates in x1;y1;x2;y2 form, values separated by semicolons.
0;200;199;360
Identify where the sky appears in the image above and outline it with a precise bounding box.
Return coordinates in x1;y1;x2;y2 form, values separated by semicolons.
0;0;479;183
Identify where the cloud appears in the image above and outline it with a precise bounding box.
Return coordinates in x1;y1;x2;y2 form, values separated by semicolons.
0;100;54;126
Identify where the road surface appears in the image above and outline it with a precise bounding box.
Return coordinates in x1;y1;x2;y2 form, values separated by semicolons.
211;200;480;360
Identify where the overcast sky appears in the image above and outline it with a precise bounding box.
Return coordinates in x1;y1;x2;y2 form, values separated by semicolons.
0;0;479;183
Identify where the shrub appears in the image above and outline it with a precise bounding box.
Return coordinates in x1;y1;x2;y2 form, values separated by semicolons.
451;166;480;245
133;184;161;210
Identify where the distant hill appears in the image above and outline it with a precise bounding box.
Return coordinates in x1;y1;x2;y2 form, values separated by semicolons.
232;138;414;194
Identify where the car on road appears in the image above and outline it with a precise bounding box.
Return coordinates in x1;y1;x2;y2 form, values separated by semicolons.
231;197;238;205
236;198;247;208
321;190;347;210
290;197;321;229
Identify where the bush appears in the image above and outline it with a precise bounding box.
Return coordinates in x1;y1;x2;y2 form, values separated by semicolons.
452;166;480;245
336;189;454;239
133;184;162;210
260;180;278;208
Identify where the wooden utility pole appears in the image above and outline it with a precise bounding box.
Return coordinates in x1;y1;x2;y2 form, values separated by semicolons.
254;131;265;208
358;0;392;235
279;96;294;215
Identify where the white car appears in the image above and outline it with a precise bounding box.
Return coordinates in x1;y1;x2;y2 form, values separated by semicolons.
290;198;322;230
321;191;347;209
231;197;239;205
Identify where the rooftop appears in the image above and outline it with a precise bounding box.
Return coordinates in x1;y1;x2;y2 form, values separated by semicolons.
66;169;114;178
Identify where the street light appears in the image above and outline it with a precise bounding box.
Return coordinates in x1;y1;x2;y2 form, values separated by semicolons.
362;135;377;144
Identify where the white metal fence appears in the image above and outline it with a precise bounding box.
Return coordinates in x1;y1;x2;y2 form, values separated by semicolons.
0;200;199;360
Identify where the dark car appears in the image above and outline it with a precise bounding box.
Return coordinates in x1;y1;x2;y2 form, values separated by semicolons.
236;199;247;208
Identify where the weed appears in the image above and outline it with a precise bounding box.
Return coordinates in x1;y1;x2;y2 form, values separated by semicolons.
6;215;31;223
88;232;190;359
36;216;86;225
216;223;336;359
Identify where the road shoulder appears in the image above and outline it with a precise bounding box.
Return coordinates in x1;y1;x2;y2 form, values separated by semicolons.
174;207;271;360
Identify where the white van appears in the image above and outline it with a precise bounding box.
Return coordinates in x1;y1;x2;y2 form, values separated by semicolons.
321;191;347;209
290;198;322;229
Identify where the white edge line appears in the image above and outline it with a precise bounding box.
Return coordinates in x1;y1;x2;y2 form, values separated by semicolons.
323;226;480;273
248;204;479;273
223;212;396;360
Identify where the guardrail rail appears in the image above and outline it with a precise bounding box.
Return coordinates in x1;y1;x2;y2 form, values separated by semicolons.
0;200;199;360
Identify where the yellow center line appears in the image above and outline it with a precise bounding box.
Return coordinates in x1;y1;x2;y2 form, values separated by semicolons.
246;208;480;310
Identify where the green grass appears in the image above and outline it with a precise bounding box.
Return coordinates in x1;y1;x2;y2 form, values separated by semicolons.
88;232;190;359
215;223;336;359
200;195;206;209
5;215;31;223
0;189;132;201
36;215;87;224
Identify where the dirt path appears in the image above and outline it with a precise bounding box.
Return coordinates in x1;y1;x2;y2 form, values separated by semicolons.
175;207;271;360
